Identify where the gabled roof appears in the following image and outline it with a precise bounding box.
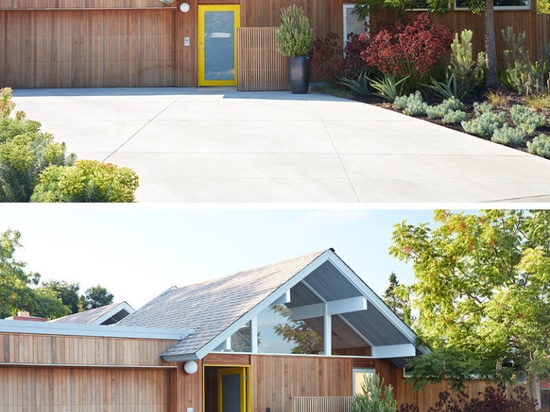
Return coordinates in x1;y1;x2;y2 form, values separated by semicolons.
50;301;134;325
119;249;425;364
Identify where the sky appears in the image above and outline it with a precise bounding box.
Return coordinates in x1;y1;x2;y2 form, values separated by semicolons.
0;206;473;310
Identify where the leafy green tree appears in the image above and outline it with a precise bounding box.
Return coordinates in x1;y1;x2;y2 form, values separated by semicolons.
80;285;114;310
383;272;414;326
0;228;68;319
390;210;550;406
40;280;81;314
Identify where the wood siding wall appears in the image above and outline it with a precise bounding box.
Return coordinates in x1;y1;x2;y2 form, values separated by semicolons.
1;366;174;412
0;332;176;367
0;9;176;88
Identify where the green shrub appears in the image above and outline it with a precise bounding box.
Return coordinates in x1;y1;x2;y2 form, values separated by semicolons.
509;104;547;136
426;97;464;119
447;29;485;97
491;124;525;146
0;88;75;202
368;74;409;102
31;160;139;203
441;110;467;125
502;27;548;96
423;73;460;100
275;5;314;57
350;374;397;412
528;134;550;158
394;91;428;116
461;104;507;137
339;71;371;96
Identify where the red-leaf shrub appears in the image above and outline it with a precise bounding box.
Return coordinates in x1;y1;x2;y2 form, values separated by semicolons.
343;32;371;78
310;32;345;85
359;14;453;84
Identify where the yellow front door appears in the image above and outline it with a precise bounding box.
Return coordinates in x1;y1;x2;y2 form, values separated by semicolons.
198;5;240;86
217;367;249;412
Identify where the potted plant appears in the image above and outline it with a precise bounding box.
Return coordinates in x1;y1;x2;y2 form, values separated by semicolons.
275;5;314;94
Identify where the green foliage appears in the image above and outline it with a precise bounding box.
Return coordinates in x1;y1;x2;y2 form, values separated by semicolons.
0;88;76;202
383;272;414;326
275;5;314;57
527;134;550;158
394;91;428;116
368;74;409;102
40;280;81;314
502;27;548;96
31;159;139;202
426;97;464;119
509;104;547;136
441;110;467;125
460;102;507;137
491;124;525;146
423;74;460;100
80;285;114;310
406;347;485;392
339;71;371;96
538;0;550;13
350;374;397;412
390;210;550;395
448;29;485;97
0;229;69;319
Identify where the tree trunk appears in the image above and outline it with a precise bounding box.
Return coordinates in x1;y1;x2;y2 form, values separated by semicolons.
529;370;542;410
484;0;500;88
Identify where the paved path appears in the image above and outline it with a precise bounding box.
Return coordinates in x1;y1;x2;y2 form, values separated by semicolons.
12;87;550;203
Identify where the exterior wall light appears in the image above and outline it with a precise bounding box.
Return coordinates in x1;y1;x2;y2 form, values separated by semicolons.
180;2;191;12
184;361;198;374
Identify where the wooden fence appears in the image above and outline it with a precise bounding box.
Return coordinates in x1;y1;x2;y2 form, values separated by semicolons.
237;27;288;91
292;396;354;412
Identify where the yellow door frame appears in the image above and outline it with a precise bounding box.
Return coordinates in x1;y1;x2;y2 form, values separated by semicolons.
198;5;240;86
203;365;251;412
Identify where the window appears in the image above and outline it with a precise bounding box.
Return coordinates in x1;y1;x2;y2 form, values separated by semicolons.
343;4;368;41
455;0;529;9
353;368;375;395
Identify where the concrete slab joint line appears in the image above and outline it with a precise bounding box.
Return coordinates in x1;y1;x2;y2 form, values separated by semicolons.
11;87;550;203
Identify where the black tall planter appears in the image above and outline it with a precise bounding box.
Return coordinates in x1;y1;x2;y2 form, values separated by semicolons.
288;56;310;94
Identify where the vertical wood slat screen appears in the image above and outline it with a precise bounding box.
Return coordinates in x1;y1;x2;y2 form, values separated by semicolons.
237;27;288;91
292;396;354;412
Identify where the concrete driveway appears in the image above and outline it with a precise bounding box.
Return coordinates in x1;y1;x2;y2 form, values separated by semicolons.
12;87;550;203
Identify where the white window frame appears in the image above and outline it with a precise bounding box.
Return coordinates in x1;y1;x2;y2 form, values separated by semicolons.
454;0;530;10
343;4;368;47
352;368;376;395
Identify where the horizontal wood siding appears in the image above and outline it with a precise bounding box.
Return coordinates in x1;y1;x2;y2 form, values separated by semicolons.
237;27;288;91
0;0;172;9
0;333;176;367
0;366;173;412
0;9;175;88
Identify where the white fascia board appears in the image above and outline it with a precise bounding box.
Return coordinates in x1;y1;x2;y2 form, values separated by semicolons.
192;249;335;360
291;296;367;320
371;344;416;359
0;319;191;341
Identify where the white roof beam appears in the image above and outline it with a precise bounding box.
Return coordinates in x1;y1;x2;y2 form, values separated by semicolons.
371;344;416;358
290;296;367;320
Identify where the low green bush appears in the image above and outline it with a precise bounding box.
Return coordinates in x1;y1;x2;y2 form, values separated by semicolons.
394;91;428;116
369;74;409;102
426;97;464;120
491;124;525;146
461;104;507;137
350;374;397;412
31;160;139;203
0;87;139;202
528;134;550;158
510;104;547;136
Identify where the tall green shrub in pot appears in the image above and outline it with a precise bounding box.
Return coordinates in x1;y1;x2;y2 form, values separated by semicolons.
275;5;314;94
